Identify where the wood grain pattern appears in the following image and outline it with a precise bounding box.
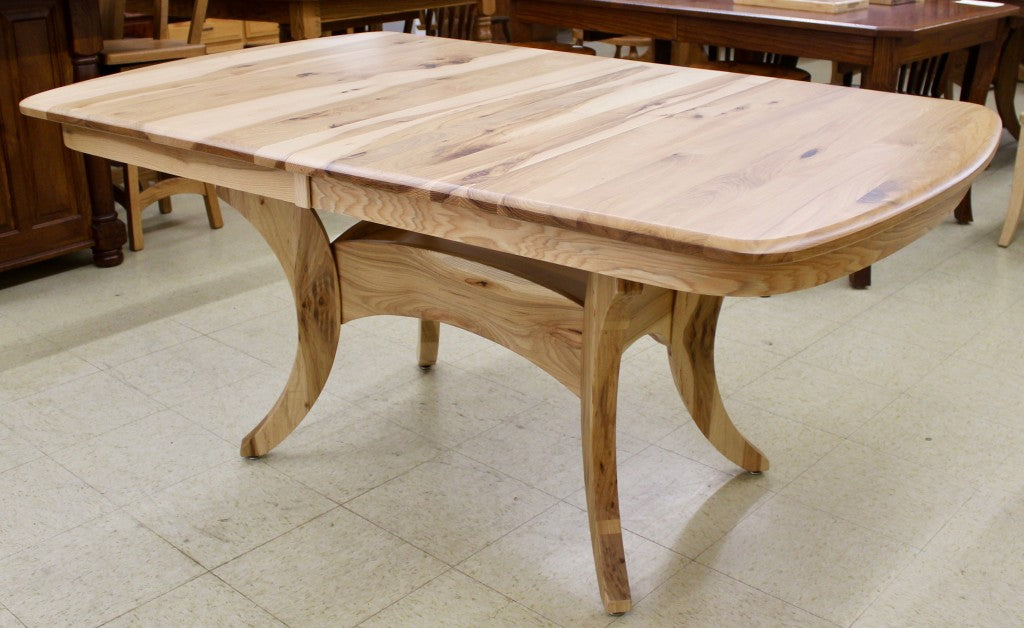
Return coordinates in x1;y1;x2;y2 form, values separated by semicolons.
21;32;999;277
581;274;636;614
418;320;441;368
1000;130;1024;247
334;224;586;393
220;188;341;458
668;293;767;471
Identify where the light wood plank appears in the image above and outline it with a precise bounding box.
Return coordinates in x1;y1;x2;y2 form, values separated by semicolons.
21;32;999;271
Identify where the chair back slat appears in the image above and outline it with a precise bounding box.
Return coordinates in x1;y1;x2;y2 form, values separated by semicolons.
421;3;479;41
98;0;126;40
187;0;209;45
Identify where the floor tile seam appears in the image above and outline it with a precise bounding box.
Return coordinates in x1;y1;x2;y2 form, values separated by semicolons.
101;363;174;410
452;499;614;624
723;377;876;442
692;562;845;627
714;487;926;559
843;530;939;628
330;503;457;570
453;420;648;502
0;360;102;407
842;393;1022;486
353;565;546;628
784;334;943;393
0;601;26;628
198;504;349;582
784;435;981;506
124;490;339;574
948;340;1024;381
207;571;294;628
451;440;578;502
0;374;170;451
323;446;449;506
448;565;571;628
0;500;172;588
0;444;48;477
39;302;198;355
901;485;981;562
455;499;568;571
548;493;693;567
429;357;547;402
352;568;455;627
50;415;236;509
92;570;211;628
248;455;355;507
341;450;561;563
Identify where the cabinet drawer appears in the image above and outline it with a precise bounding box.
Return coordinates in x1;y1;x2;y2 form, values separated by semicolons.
244;20;279;38
167;18;244;45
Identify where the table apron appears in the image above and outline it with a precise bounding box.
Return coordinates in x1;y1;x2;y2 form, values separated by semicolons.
514;0;678;39
676;19;876;65
54;129;976;297
308;175;970;297
895;21;1003;63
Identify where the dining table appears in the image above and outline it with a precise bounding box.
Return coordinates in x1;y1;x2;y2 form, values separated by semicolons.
20;32;1000;614
510;0;1016;287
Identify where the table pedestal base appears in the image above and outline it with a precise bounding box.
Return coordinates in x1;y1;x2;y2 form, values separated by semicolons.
226;189;768;614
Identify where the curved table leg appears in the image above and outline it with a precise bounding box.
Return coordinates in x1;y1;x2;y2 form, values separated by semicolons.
220;188;341;458
667;292;768;472
581;274;636;615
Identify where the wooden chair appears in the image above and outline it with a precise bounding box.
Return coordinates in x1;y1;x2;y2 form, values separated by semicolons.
1000;117;1024;246
692;46;811;81
600;35;654;61
100;0;223;251
418;3;480;40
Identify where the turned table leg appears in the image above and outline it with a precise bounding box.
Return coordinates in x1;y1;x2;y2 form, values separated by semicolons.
220;188;341;458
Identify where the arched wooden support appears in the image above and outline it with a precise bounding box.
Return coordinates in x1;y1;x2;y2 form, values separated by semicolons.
221;188;341;458
334;222;587;395
581;274;639;614
328;221;763;613
418;320;440;368
667;293;768;472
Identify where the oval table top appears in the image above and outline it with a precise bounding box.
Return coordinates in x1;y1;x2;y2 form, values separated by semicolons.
21;31;1000;267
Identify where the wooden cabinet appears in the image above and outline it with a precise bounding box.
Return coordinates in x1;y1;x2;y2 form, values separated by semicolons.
167;18;279;52
0;0;125;272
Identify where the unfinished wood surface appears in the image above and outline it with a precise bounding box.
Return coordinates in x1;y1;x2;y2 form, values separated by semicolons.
21;32;1000;278
62;127;309;207
668;293;768;472
581;274;637;614
313;169;970;296
221;189;341;458
334;224;586;393
418;320;441;368
1000;131;1024;247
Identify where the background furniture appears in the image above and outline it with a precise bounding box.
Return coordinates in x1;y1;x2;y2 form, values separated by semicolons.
1001;117;1024;246
166;17;279;51
147;0;496;41
510;0;1015;287
100;0;222;251
0;0;125;272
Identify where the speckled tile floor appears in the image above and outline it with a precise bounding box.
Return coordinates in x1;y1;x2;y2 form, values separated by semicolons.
2;48;1024;627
